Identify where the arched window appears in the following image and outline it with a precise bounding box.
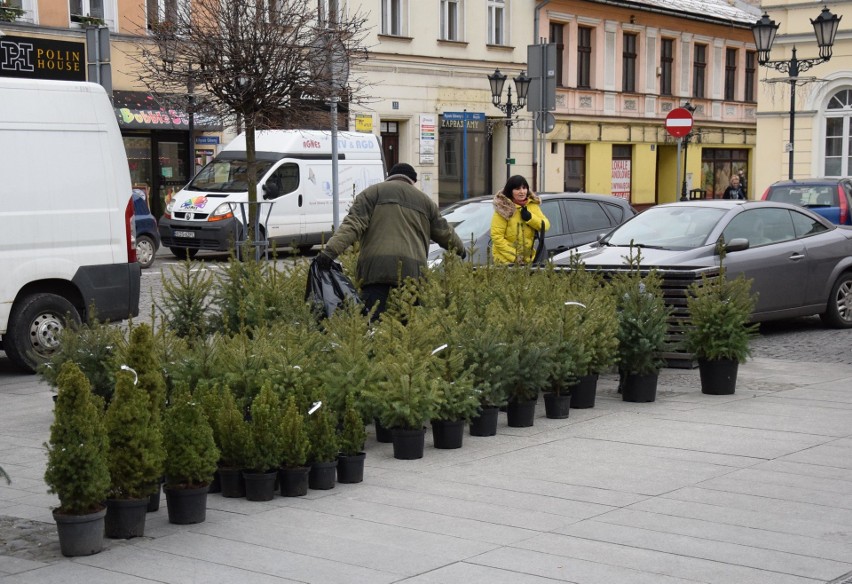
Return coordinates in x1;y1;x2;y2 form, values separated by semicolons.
824;89;852;177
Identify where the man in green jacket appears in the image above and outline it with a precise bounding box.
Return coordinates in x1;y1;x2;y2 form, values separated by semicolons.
315;163;465;318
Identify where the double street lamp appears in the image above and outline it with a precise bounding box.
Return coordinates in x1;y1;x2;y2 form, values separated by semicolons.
752;6;841;180
487;68;531;180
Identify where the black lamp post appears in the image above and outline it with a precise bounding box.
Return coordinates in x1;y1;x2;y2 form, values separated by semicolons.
487;68;531;180
752;6;841;180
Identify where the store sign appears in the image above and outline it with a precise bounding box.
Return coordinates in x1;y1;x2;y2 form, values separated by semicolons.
419;114;436;165
611;159;631;200
355;114;373;133
0;36;85;82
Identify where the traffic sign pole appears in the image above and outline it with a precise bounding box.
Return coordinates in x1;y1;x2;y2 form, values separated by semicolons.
665;107;695;201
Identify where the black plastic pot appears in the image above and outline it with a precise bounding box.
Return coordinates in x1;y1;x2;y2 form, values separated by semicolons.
391;427;426;460
543;392;571;419
337;452;366;484
698;358;738;395
506;397;537;427
469;406;499;437
243;470;278;501
309;461;338;490
622;371;659;403
569;373;599;409
431;419;465;449
218;467;246;498
164;485;208;525
105;497;148;539
53;507;106;557
279;466;309;497
373;418;393;443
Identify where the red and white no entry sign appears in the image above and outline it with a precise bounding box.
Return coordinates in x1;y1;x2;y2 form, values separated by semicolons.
665;107;694;138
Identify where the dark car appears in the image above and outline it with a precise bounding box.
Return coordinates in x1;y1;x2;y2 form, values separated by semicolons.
132;189;161;269
761;178;852;225
552;200;852;328
429;192;637;265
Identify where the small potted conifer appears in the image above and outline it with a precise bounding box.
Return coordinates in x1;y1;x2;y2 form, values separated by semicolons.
686;243;758;395
162;383;219;524
44;362;111;557
307;393;338;490
103;368;165;539
243;383;285;501
213;387;251;498
280;394;310;496
337;393;367;483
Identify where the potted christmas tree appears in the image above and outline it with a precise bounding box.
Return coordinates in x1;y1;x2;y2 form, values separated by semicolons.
307;393;338;490
103;367;165;538
44;362;111;557
214;387;251;498
162;383;220;524
613;248;671;403
279;394;310;496
243;383;285;501
337;393;367;483
686;242;758;395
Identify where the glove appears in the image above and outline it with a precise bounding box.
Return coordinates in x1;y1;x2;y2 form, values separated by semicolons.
520;206;532;222
314;251;334;269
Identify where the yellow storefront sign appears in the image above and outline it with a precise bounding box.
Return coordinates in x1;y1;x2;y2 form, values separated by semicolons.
355;114;373;133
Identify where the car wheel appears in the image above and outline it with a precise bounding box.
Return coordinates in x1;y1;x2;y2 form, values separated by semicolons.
821;272;852;328
136;234;156;268
169;247;198;260
4;293;81;372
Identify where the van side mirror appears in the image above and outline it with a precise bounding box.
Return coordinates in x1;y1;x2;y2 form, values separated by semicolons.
262;182;280;200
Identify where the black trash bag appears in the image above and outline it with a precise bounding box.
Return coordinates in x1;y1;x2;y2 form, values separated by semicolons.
305;259;362;318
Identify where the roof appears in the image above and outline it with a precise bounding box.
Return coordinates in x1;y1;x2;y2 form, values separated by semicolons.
597;0;761;25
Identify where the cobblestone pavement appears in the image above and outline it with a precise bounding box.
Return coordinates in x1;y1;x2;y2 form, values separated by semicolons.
751;316;852;364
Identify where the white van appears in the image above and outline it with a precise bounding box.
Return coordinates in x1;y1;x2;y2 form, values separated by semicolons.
0;78;141;371
159;130;385;257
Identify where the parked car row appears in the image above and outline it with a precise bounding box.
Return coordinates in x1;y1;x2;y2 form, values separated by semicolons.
551;200;852;328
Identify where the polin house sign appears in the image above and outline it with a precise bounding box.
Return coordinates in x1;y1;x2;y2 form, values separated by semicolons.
0;36;85;82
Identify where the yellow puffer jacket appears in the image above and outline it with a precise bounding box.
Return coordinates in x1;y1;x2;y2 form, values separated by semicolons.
490;192;550;265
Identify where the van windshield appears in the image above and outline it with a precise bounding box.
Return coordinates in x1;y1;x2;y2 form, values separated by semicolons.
185;159;275;192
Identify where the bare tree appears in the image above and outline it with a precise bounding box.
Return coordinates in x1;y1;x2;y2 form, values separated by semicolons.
132;0;370;228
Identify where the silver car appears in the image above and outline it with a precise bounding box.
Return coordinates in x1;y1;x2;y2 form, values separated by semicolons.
430;193;636;265
552;200;852;327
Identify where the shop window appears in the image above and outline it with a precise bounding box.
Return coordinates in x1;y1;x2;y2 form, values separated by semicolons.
612;144;632;200
700;148;748;198
564;144;586;192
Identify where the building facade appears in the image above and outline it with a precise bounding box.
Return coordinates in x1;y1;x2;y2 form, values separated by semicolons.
0;0;222;220
752;0;852;195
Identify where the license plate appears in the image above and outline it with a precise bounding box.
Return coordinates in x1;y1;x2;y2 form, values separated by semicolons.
173;231;195;238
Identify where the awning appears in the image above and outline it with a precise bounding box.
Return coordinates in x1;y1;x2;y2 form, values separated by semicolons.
113;91;222;131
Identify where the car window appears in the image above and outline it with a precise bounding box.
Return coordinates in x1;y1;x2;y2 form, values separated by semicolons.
790;209;829;237
264;163;299;199
802;186;837;207
607;206;725;249
603;202;626;223
540;200;564;236
441;201;493;244
566;200;611;233
133;196;149;216
767;186;804;205
723;208;796;246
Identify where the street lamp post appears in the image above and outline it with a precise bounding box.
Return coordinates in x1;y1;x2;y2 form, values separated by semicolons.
752;6;841;180
487;68;531;180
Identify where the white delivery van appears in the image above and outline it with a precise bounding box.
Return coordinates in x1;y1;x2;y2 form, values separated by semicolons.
159;130;385;257
0;78;141;372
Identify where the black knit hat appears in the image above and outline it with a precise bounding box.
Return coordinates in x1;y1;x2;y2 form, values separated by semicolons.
388;163;417;183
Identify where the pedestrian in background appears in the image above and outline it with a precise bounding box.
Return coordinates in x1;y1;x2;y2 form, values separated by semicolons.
737;169;748;199
314;162;465;319
722;175;746;200
490;175;550;265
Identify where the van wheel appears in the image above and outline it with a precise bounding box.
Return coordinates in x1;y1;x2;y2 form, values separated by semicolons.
820;272;852;328
136;235;157;268
4;293;81;372
169;247;198;261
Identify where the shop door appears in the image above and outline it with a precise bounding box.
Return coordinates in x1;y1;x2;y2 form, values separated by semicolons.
381;121;399;174
154;133;190;219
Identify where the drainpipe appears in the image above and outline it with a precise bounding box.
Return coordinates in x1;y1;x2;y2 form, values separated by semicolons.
533;0;551;192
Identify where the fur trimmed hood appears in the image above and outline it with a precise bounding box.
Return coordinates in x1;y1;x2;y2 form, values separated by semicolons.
492;191;541;220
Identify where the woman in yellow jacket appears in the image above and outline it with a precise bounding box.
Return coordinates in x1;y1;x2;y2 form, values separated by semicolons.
490;175;550;265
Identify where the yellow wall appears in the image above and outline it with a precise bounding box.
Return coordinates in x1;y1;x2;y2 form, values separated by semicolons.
587;142;610;194
632;144;656;205
657;145;678;203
